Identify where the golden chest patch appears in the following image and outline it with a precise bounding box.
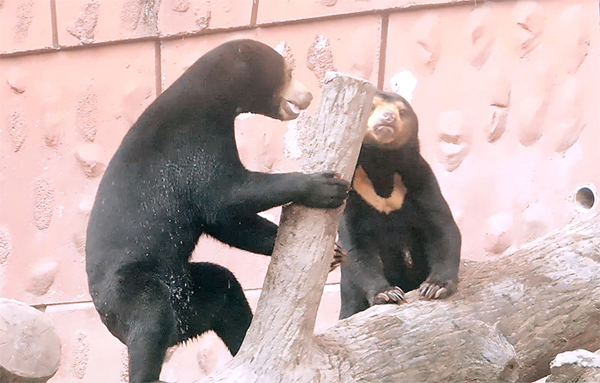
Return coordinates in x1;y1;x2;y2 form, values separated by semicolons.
352;165;407;214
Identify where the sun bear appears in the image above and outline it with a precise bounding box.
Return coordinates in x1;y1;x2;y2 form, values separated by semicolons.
338;90;461;319
85;39;350;382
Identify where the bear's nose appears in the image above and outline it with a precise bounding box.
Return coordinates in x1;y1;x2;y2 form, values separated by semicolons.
380;109;396;123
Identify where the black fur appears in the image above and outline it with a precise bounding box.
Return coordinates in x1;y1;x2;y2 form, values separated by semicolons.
339;90;461;319
86;39;349;382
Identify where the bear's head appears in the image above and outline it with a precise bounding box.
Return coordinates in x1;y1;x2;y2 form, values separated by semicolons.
195;39;313;121
363;90;418;150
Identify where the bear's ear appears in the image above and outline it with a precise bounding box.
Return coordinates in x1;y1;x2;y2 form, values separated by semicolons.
237;40;259;62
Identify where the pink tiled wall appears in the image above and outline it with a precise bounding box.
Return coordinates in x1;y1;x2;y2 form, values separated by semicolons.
0;0;598;382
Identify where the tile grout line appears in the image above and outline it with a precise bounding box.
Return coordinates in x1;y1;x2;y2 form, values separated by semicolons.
377;13;389;90
31;282;342;310
49;0;59;48
155;39;163;96
0;36;159;59
250;0;260;26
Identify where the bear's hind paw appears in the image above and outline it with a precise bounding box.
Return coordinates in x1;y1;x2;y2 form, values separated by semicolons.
419;280;456;300
373;286;406;305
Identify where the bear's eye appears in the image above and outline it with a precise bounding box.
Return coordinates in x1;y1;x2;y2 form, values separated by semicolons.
371;103;377;111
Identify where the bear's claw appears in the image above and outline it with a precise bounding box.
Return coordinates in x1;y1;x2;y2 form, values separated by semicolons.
329;241;347;272
419;280;456;299
373;286;405;305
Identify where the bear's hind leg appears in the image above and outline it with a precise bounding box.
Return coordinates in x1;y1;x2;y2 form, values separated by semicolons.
212;301;252;355
411;228;459;300
188;262;252;356
113;273;178;383
128;324;173;383
339;268;370;319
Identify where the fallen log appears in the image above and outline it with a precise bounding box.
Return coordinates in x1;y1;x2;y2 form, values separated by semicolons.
315;210;600;382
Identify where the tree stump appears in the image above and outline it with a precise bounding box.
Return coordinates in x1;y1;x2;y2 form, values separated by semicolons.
0;299;61;383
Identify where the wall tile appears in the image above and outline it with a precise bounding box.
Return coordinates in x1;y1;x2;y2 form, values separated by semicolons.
257;0;450;24
55;0;161;46
0;0;54;53
45;302;128;383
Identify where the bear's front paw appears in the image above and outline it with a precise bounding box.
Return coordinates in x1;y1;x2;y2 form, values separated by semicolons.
372;286;405;305
419;278;457;299
300;172;350;209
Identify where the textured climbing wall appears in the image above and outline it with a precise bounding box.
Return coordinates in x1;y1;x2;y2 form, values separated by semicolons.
0;0;598;382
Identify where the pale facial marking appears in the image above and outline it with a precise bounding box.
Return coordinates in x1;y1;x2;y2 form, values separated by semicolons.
364;97;413;148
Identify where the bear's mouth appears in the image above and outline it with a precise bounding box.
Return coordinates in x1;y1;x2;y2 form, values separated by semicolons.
281;99;302;119
278;77;312;121
369;125;396;144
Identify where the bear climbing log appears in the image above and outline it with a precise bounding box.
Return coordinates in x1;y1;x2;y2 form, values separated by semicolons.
85;39;351;383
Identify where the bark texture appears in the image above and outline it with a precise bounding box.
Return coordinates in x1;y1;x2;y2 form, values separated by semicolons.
453;211;600;382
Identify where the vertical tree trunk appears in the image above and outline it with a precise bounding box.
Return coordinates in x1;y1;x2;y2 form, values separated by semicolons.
199;73;376;383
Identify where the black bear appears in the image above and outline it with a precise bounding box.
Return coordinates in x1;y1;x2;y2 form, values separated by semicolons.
85;39;350;382
338;90;461;319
